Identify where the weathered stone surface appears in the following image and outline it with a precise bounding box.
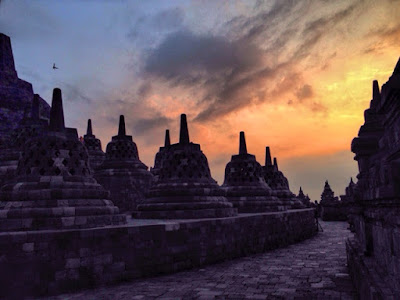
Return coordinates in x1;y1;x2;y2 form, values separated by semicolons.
347;57;400;298
94;115;153;212
0;88;126;231
0;33;50;143
0;209;316;298
262;147;304;209
135;114;236;219
83;119;105;170
0;94;48;187
222;132;284;212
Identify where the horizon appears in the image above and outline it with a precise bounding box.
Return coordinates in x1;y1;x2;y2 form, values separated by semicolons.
1;0;400;200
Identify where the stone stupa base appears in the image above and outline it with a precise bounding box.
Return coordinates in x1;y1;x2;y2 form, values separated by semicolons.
0;178;127;231
134;196;237;219
275;190;305;209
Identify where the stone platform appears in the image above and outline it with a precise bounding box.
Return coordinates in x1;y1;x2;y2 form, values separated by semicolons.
0;209;316;298
40;220;356;299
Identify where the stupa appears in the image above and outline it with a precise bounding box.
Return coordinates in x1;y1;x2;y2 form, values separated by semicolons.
150;129;171;182
83;119;105;170
340;178;356;203
320;180;338;204
262;147;304;208
0;88;126;231
222;132;283;212
94;115;153;212
0;94;48;186
135;114;237;219
0;33;50;142
297;187;311;207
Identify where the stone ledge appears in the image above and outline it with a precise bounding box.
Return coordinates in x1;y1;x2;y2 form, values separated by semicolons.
0;208;316;298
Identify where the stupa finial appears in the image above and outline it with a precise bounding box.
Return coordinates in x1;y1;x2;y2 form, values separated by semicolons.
273;157;278;170
239;131;247;155
372;80;381;102
118;115;126;136
87;119;93;136
179;114;190;144
49;88;65;132
164;129;171;147
265;146;272;166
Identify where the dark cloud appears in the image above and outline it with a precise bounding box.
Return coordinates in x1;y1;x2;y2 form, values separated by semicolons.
296;84;313;100
140;1;360;122
133;115;172;134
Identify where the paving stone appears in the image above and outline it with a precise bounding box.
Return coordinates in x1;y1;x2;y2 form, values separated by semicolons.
42;221;357;299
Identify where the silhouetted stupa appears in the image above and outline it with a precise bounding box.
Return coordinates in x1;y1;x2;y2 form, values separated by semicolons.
83;119;105;170
0;33;50;144
150;129;171;182
320;180;337;204
0;88;126;231
0;94;48;186
222;132;283;212
94;115;153;212
135;114;237;219
262;147;304;208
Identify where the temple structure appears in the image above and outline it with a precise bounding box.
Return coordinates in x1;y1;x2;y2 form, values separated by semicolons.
297;187;311;207
83;119;105;170
94;115;153;212
135;114;237;219
262;147;304;209
347;58;400;298
0;33;49;143
0;94;49;186
320;180;338;204
0;88;126;231
222;132;283;212
340;178;356;203
150;129;171;182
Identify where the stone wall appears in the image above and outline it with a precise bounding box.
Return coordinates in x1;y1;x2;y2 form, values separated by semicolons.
0;209;315;298
346;208;400;298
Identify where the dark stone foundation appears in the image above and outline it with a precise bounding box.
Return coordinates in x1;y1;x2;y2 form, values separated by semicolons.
0;208;316;298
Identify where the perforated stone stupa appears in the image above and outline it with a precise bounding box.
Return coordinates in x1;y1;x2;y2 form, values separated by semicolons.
222;132;283;212
150;129;171;182
135;114;237;219
0;88;126;231
0;94;48;186
83;119;105;170
262;147;304;209
94;115;153;212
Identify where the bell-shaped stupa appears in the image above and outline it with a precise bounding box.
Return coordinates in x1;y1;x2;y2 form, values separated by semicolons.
222;132;283;212
262;147;304;209
0;94;48;186
83;119;105;170
150;129;171;182
94;115;153;212
135;114;237;219
0;88;126;231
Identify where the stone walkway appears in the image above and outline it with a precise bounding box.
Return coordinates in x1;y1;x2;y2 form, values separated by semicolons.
44;221;357;300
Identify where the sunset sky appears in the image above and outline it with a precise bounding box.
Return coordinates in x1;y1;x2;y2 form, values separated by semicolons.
1;0;400;201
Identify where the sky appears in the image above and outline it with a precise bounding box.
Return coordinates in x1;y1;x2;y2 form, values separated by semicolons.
1;0;400;201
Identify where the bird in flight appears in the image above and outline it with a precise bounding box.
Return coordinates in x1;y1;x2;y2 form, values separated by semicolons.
53;63;58;70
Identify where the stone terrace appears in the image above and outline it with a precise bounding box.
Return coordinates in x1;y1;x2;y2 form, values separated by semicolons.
42;221;356;300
